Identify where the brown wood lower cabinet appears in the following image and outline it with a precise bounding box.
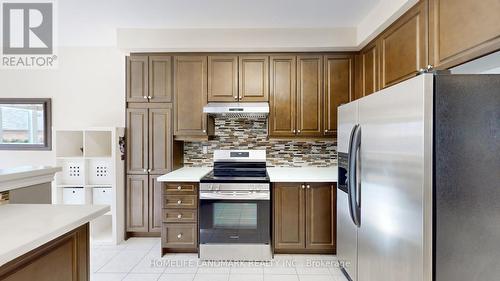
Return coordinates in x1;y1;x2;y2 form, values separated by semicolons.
162;182;199;254
126;174;163;235
273;182;336;253
0;224;89;281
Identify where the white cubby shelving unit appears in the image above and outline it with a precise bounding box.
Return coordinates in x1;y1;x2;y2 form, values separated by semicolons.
53;127;124;245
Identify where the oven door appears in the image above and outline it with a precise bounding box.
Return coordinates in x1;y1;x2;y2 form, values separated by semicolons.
199;191;270;245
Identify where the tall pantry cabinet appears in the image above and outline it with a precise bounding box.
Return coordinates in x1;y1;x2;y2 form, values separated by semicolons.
126;55;183;236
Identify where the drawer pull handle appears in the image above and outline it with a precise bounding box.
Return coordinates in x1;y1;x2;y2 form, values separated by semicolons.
177;200;182;205
177;186;182;190
177;233;182;239
177;214;182;219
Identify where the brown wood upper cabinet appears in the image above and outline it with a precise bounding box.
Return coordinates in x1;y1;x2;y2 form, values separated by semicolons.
239;55;269;102
270;55;326;138
269;55;297;137
127;55;172;103
149;56;173;102
360;43;379;97
296;55;323;137
429;0;500;69
324;55;353;136
126;56;148;102
379;0;428;88
126;107;148;174
208;55;238;102
148;105;174;174
273;182;336;253
174;56;208;136
126;103;174;175
208;55;269;102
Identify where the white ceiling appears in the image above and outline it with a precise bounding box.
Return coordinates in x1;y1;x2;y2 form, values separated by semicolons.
58;0;380;46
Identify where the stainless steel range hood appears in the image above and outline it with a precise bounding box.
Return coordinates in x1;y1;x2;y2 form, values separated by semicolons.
203;102;269;118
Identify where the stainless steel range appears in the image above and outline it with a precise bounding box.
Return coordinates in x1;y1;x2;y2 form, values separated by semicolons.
199;150;271;261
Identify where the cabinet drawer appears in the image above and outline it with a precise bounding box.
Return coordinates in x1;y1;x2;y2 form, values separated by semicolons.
162;223;197;249
164;195;197;209
163;209;197;223
165;183;197;194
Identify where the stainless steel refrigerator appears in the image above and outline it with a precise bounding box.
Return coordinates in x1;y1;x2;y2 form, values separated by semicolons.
337;73;500;281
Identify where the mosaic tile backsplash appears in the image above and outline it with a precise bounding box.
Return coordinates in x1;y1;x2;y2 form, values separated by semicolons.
184;117;337;167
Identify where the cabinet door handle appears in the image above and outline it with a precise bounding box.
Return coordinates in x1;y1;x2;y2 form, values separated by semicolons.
203;129;207;133
147;96;152;99
177;200;182;205
301;184;305;189
324;130;328;133
147;169;151;173
297;129;301;133
143;96;148;99
177;214;182;219
143;169;147;172
292;129;296;133
177;233;182;239
306;184;311;189
177;186;182;190
234;96;238;99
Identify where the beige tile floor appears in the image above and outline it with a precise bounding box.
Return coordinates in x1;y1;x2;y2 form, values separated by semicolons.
91;238;349;281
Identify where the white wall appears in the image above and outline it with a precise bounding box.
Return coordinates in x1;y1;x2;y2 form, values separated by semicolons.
357;0;418;47
117;28;358;52
451;51;500;74
0;47;125;168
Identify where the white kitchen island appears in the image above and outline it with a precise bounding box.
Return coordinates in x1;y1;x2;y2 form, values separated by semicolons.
0;166;61;204
0;204;109;280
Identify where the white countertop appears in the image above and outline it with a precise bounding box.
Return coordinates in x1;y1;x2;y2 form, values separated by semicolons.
0;204;109;266
0;166;62;192
267;166;337;182
157;167;212;182
156;166;337;183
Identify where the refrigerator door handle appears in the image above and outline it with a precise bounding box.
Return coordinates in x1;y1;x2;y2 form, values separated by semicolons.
353;125;362;226
347;124;359;226
349;124;361;227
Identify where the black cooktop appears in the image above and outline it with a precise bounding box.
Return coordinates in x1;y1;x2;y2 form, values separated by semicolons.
200;170;270;183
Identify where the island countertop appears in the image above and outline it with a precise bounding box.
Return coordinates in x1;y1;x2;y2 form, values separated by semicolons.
0;166;61;192
0;204;109;267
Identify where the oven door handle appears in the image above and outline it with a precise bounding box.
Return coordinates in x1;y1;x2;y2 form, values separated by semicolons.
199;191;270;200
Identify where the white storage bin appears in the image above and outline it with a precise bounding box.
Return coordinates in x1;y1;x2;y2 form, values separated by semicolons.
88;159;112;185
63;187;85;205
92;187;112;205
57;159;85;185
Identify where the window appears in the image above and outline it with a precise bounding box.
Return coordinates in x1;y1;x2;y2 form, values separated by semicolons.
0;99;52;150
